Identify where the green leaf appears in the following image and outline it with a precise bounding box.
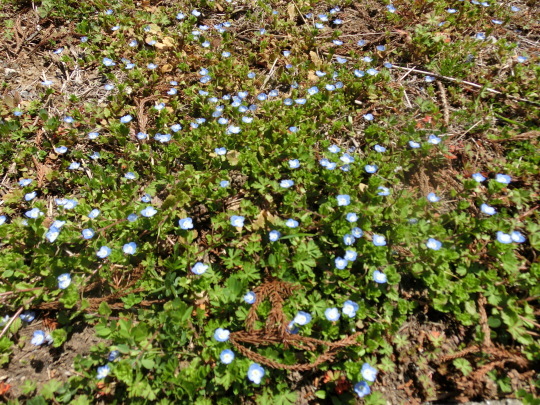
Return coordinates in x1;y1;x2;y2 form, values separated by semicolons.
40;379;63;399
453;358;473;376
141;357;155;370
98;301;112;316
51;329;68;348
59;287;79;309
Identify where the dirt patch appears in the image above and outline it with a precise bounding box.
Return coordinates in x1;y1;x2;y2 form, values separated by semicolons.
1;321;106;399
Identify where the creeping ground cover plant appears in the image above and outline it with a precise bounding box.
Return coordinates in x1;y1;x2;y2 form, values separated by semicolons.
0;0;539;403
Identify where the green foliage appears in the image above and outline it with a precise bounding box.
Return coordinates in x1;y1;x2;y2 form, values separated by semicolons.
0;0;538;402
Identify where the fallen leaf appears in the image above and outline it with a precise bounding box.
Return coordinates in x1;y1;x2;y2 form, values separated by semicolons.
160;64;173;73
155;36;175;50
310;51;322;67
308;70;319;82
287;3;296;21
0;382;11;395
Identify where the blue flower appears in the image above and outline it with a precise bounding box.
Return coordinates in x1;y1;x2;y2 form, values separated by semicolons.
351;227;363;238
191;262;208;275
328;145;340;153
243;291;256;304
220;349;235;364
496;231;512;244
425;75;436;83
0;215;6;225
366;68;378;76
286;219;299;228
280;179;294;188
344;250;357;262
179;218;194;230
214;328;230;342
154;133;171;143
373;270;387;284
426;192;440;202
409;140;421;149
307;86;319;95
96;365;110;380
120;114;132;124
25;191;37;201
123;242;137;255
55;145;68;154
340;153;354;164
247;363;265;384
220;180;230;188
230;215;245;227
343;234;356;246
365;164;378;174
377;186;390;196
102;57;115;67
68;162;80;170
141;194;151;203
269;230;281;242
346;213;358;222
363;113;374;121
325;307;340;321
20;311;36;322
511;231;526;243
342;300;359;318
325;162;337;170
361;363;378;382
57;273;71;289
426;238;442;250
215;147;227;156
125;172;136;180
480;203;496;215
293;311;312;325
19;178;33;187
31;330;52;346
288;159;300;169
226;125;241;135
46;227;60;242
354;381;371;398
82;228;95;239
427;134;441;145
25;208;43;219
97;246;111;259
88;131;99;140
108;350;120;362
495;174;511;184
472;173;486;182
51;220;66;229
372;234;386;246
336;194;351;206
335;257;348;269
140;206;157;217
